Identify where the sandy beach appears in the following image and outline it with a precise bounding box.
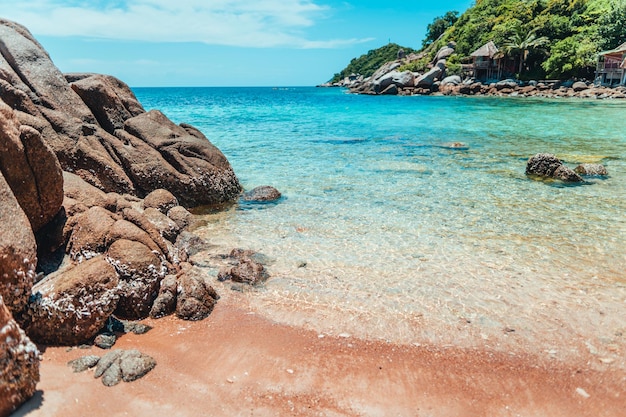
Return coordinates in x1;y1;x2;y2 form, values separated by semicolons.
13;290;625;417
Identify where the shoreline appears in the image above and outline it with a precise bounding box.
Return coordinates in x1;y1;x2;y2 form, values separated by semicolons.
14;292;626;417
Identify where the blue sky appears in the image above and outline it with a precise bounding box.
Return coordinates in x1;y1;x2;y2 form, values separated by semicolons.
0;1;474;86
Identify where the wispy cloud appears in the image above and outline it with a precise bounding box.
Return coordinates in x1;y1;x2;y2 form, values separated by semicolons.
1;0;371;48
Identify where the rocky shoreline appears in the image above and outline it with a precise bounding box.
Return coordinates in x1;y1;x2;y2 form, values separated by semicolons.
0;18;271;415
320;43;626;100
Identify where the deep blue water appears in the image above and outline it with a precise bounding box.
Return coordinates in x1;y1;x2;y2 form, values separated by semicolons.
134;87;626;346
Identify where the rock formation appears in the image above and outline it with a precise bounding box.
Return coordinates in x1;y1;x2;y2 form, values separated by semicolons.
0;19;241;207
0;17;244;406
525;153;583;183
0;297;39;417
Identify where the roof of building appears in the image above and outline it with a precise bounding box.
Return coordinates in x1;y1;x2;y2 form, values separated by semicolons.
470;41;499;58
599;41;626;56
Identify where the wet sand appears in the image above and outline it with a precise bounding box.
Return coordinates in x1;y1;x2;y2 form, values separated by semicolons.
13;294;626;417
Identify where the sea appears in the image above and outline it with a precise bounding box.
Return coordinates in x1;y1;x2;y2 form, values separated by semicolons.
134;87;626;356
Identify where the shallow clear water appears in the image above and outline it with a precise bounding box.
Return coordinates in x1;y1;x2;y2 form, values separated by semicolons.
135;87;626;353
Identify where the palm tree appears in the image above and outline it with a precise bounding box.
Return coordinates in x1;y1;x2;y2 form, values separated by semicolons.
503;24;549;76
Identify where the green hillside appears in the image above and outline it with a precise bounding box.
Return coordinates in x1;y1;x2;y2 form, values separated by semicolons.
328;43;416;84
331;0;626;82
438;0;625;79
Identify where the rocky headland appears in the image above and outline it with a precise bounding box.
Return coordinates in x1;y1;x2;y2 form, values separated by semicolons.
322;43;626;100
0;18;253;415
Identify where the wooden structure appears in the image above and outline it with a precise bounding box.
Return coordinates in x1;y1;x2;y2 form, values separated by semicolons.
595;42;626;86
462;41;505;81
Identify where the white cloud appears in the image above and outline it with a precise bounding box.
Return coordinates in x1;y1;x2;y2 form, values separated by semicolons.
0;0;371;48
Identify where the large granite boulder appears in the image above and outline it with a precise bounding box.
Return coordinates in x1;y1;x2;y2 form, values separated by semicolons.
415;60;446;88
0;298;39;417
525;153;583;183
107;239;165;320
0;19;241;207
0;100;63;231
0;171;36;315
24;256;120;345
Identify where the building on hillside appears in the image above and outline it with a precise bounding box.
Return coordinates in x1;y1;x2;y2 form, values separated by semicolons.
461;41;514;82
595;42;626;86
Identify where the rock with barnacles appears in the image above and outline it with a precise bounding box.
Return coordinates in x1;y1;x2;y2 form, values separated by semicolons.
0;297;40;417
24;256;119;345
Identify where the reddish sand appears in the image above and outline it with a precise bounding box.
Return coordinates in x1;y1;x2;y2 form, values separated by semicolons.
13;297;626;417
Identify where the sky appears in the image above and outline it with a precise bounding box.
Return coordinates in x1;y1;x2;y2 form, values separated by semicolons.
0;1;475;87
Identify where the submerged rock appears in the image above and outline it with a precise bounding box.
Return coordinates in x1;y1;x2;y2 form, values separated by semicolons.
525;153;583;183
574;163;608;176
242;186;282;202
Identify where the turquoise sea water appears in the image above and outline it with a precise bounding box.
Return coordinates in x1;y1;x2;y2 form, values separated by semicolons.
134;87;626;354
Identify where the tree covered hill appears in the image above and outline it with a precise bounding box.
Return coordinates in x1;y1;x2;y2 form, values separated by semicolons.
328;43;417;84
329;0;626;82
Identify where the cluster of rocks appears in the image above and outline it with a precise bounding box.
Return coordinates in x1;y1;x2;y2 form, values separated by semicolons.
525;153;608;183
344;43;456;96
68;349;156;387
433;78;626;99
322;42;626;100
0;18;245;414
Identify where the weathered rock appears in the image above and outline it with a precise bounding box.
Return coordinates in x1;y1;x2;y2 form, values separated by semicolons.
149;274;177;318
67;206;117;261
166;206;194;230
120;208;171;261
63;171;117;211
218;257;269;285
242;186;282;202
143;208;180;242
574;163;608;176
174;231;213;262
121;110;241;206
441;75;461;86
381;84;399;95
572;81;588;92
94;349;155;387
415;66;444;87
25;256;119;345
0;298;39;417
143;189;179;214
432;43;456;63
94;332;117;350
525;153;565;178
106;219;162;254
526;153;583;183
176;270;219;321
218;249;269;286
0;19;241;207
553;165;584;182
67;355;100;373
106;239;164;320
0;171;36;315
69;73;145;133
0;100;63;232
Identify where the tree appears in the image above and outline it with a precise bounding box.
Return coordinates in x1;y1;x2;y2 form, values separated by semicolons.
422;11;459;47
502;24;549;75
597;0;626;51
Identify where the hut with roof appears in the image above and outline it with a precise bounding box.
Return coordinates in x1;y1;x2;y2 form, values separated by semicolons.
462;41;500;81
462;41;515;81
595;42;626;86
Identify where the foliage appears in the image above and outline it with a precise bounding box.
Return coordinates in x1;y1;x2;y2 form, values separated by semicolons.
597;0;626;50
422;11;459;47
502;24;549;74
329;0;626;83
328;43;416;84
